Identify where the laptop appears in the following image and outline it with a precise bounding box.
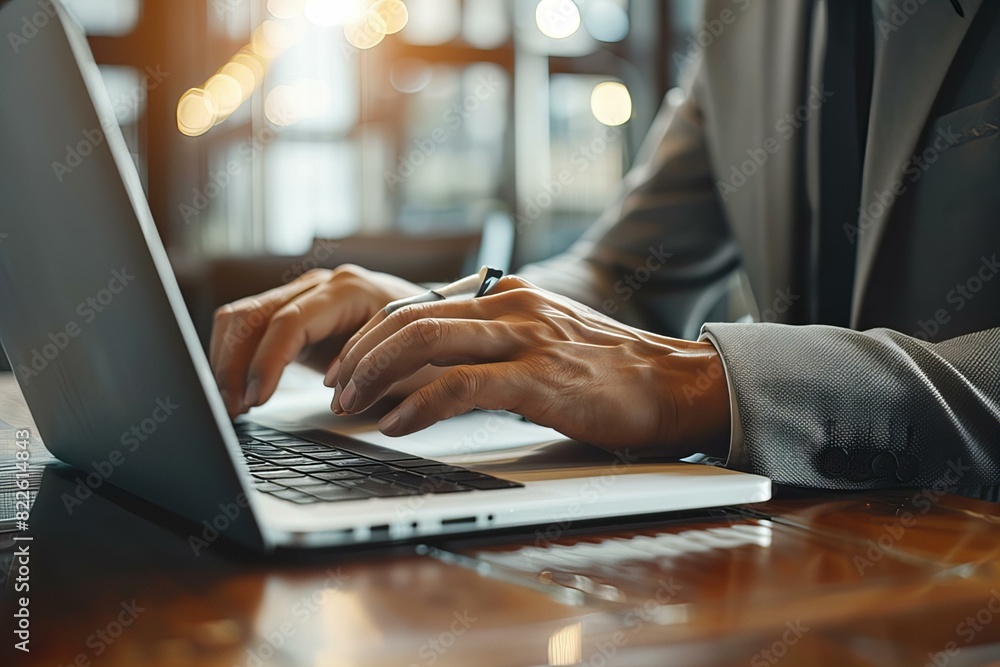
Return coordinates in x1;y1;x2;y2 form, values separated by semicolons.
0;0;770;552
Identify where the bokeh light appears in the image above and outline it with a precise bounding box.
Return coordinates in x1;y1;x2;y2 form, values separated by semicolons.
177;88;217;136
219;61;256;101
535;0;581;39
344;9;387;49
372;0;408;34
205;73;243;116
267;0;304;19
304;0;366;27
590;81;632;126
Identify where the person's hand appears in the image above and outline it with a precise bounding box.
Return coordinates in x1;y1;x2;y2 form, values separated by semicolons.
326;276;731;455
210;264;428;418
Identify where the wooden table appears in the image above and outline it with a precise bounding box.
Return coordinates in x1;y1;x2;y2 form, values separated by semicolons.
3;373;1000;667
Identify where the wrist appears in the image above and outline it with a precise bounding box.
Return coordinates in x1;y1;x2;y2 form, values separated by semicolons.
656;339;731;458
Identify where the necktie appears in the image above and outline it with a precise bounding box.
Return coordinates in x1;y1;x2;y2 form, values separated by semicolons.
814;0;874;327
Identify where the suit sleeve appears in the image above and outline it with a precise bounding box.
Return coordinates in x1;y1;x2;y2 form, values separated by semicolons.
518;60;739;340
701;322;1000;496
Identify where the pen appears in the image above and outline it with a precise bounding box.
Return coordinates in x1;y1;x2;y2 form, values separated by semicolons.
383;266;504;315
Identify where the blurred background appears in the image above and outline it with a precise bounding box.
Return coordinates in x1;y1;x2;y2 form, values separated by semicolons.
48;0;707;345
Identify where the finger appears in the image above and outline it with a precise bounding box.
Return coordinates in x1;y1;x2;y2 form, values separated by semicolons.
376;363;528;436
334;297;492;394
242;282;376;410
336;319;528;414
210;272;328;416
334;274;533;373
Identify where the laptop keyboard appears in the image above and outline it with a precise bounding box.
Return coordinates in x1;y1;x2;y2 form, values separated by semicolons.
236;422;523;505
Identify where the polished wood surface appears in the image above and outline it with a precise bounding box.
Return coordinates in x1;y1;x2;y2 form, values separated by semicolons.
3;373;1000;667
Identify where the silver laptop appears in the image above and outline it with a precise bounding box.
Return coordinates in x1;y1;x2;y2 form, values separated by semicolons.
0;0;770;552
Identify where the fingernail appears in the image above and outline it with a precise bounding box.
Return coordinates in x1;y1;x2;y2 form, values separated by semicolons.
378;410;401;435
243;379;260;408
323;359;341;387
339;380;357;411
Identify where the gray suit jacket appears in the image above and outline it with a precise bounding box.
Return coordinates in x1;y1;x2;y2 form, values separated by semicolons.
520;0;1000;496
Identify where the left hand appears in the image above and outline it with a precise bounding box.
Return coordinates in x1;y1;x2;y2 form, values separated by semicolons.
325;276;730;456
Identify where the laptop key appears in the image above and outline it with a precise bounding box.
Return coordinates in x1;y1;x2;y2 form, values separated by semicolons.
252;481;287;492
301;450;356;460
386;458;439;468
345;464;395;475
314;470;365;482
293;463;337;474
307;486;371;502
324;457;378;468
268;488;316;504
374;470;431;488
283;477;332;489
252;470;305;480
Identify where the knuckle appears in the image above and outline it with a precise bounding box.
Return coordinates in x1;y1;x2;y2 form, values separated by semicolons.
271;302;303;328
331;263;363;279
496;288;540;310
401;319;443;349
440;367;479;405
213;304;235;324
499;275;534;291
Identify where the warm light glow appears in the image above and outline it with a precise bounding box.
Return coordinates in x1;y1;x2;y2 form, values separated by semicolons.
219;61;256;101
344;9;387;49
535;0;580;39
232;50;266;88
252;19;298;60
177;88;217;137
372;0;408;34
267;0;304;19
590;81;632;126
547;622;583;666
205;73;243;116
304;0;367;27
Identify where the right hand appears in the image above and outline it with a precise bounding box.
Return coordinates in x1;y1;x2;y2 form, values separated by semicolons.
209;264;425;418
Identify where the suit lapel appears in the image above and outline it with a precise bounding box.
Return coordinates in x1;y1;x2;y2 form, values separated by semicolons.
851;0;983;324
